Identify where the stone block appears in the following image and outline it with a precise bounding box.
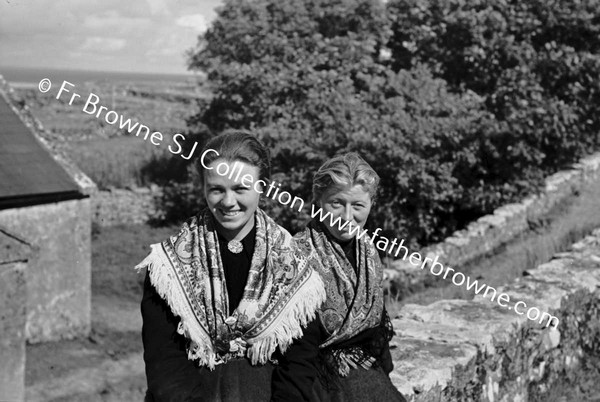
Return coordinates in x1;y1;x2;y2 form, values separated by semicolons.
0;230;33;402
390;226;600;401
93;187;161;226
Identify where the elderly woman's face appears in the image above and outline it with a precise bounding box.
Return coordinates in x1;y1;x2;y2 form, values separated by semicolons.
318;184;372;241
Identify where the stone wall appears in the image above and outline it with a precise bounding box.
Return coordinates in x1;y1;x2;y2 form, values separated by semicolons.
386;152;600;294
93;186;162;226
391;228;600;401
0;228;33;402
0;198;92;343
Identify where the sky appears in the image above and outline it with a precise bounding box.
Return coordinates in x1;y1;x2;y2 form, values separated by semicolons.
0;0;223;75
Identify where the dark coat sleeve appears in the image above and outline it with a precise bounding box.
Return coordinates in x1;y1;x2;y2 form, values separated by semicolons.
321;307;394;375
141;272;203;402
270;318;322;402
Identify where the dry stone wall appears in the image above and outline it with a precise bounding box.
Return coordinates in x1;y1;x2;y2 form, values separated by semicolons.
391;228;600;401
93;186;162;226
386;152;600;294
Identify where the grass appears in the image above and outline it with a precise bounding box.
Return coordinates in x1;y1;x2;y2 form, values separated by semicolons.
384;175;600;318
68;136;173;189
11;81;199;189
91;223;178;302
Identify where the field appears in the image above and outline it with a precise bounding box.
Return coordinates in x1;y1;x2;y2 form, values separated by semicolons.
10;78;207;188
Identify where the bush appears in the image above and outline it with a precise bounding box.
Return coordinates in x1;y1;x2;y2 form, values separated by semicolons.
387;0;600;170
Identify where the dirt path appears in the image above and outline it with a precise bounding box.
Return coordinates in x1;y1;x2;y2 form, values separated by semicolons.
26;295;145;401
24;221;174;401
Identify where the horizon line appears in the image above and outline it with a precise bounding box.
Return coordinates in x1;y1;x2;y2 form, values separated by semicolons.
0;64;203;77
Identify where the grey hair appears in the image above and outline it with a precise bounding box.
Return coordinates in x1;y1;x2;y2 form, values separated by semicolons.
312;152;380;203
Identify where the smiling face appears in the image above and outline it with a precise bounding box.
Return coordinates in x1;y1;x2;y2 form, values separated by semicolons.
203;159;262;241
318;184;373;241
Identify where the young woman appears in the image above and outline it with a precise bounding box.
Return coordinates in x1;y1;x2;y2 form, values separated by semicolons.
137;131;325;402
295;152;406;401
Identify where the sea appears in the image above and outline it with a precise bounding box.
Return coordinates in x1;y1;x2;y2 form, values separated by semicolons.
0;65;200;87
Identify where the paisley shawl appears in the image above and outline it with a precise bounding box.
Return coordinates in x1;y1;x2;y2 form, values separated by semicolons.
135;208;326;369
294;220;386;376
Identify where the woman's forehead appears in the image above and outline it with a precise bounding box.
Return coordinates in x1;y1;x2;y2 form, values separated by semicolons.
204;159;259;185
323;184;371;201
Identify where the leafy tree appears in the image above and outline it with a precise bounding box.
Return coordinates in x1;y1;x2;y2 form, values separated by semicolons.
178;0;600;247
387;0;600;169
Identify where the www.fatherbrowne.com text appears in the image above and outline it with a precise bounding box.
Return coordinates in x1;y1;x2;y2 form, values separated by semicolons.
200;152;560;330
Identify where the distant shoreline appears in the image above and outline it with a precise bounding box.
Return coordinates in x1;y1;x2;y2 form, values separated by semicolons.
0;66;202;86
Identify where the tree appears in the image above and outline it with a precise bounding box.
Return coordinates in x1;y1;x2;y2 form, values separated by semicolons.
185;0;499;246
387;0;600;170
183;0;592;247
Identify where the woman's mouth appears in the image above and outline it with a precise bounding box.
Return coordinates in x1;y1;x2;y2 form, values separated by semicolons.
220;210;242;218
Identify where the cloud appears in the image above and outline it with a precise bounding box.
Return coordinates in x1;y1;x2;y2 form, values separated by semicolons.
0;0;223;74
80;37;127;52
176;14;208;33
83;11;150;31
146;0;171;16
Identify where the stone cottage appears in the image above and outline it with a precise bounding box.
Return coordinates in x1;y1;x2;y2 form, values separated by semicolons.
0;75;96;345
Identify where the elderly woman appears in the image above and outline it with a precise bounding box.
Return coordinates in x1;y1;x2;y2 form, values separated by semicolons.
137;130;325;402
295;152;406;401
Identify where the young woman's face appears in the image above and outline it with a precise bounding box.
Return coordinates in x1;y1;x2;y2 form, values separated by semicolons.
204;159;261;239
318;184;372;241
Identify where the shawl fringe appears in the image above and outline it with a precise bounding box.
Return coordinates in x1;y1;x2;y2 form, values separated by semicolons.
136;244;219;369
247;269;326;365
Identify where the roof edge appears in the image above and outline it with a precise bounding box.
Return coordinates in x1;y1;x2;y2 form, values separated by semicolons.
0;74;98;196
0;191;88;211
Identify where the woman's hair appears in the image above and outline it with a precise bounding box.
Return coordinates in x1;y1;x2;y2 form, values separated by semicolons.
197;129;271;184
312;152;380;203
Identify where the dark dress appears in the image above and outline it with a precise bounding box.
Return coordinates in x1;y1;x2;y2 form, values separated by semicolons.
141;227;321;402
310;238;407;402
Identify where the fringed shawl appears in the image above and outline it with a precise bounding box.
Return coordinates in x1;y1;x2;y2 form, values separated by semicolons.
294;220;387;376
135;208;326;369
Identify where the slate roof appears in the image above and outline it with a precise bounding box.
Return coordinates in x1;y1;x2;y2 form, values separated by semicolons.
0;95;84;209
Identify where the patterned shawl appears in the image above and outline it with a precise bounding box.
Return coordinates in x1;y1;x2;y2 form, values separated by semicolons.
135;208;326;369
294;220;386;376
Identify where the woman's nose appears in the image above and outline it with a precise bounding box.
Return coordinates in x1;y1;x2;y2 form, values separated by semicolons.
221;191;236;207
344;205;352;222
